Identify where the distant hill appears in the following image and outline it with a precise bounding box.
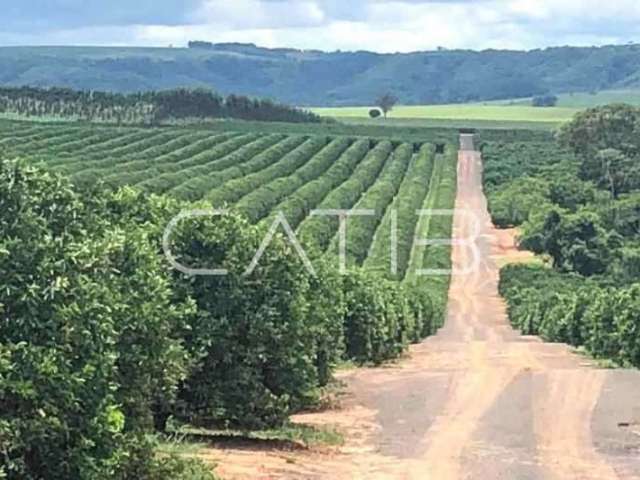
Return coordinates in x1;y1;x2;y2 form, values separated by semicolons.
2;43;640;107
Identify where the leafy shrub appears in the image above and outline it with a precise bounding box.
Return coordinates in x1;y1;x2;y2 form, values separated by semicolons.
0;160;203;479
342;271;407;364
414;147;458;325
165;209;342;429
487;176;551;227
500;264;640;367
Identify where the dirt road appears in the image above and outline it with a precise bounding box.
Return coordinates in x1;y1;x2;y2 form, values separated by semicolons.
206;136;640;480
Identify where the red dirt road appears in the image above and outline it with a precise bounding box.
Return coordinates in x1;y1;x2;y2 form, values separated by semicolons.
203;137;640;480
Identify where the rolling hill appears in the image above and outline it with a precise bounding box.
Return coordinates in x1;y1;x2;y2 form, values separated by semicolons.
2;42;640;106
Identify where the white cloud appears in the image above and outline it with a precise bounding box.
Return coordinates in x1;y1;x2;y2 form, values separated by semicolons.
2;0;640;51
193;0;326;29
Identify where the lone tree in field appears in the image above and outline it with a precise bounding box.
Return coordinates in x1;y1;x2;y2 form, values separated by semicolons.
376;93;398;119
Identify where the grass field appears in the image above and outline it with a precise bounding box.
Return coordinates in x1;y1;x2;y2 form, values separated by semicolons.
488;89;640;108
313;90;640;127
312;104;579;125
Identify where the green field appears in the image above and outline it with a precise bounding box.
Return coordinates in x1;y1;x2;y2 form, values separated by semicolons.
0;120;454;260
488;89;640;108
312;90;640;127
312;104;579;125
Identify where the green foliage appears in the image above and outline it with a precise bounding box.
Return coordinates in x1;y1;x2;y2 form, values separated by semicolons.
0;160;208;479
522;208;618;275
297;140;393;250
142;456;217;480
482;141;593;227
500;265;640;367
411;147;458;324
235;137;352;222
329;143;413;267
260;139;371;230
6;43;640;106
482;141;578;190
495;105;640;368
0;118;460;463
342;271;407;364
204;136;327;207
169;135;306;201
0;86;321;124
164;209;343;429
558;104;640;160
559;104;640;196
488;176;551;227
365;144;436;279
133;134;282;195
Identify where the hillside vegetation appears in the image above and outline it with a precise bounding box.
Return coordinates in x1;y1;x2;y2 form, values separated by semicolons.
4;43;640;106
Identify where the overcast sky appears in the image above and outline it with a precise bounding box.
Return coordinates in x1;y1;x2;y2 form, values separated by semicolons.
2;0;640;52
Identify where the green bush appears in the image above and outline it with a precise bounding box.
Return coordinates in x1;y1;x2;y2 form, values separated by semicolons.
164;209;342;429
500;264;640;367
487;176;551;227
0;160;202;479
342;271;405;364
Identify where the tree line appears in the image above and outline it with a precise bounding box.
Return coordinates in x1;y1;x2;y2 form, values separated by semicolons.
0;86;322;124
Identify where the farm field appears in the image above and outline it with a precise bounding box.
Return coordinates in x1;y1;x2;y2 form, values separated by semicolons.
330;116;560;131
0;116;462;479
4;107;640;480
312;104;579;125
486;88;640;108
196;133;640;480
7;5;640;480
0;118;458;288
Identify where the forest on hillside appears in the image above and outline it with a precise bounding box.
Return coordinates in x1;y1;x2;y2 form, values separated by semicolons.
2;43;640;106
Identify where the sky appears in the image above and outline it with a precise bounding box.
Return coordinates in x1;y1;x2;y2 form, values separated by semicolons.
2;0;640;52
